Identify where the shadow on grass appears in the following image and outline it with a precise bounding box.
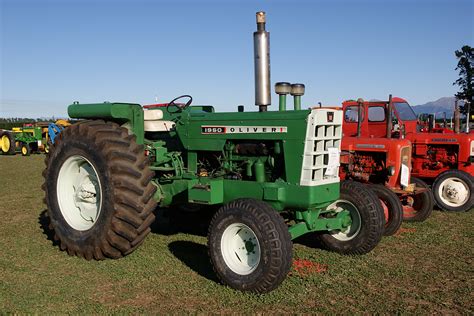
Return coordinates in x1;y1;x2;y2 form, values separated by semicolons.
168;240;219;283
38;209;59;246
293;232;328;251
150;207;213;237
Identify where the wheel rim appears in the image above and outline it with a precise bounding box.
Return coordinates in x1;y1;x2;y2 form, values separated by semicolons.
327;199;361;241
56;155;102;231
437;177;470;207
1;135;10;152
21;146;27;155
221;223;261;275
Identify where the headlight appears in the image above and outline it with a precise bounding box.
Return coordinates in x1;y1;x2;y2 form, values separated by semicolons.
401;146;411;166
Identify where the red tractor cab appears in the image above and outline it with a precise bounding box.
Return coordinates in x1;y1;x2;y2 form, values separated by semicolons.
339;97;434;226
386;97;473;212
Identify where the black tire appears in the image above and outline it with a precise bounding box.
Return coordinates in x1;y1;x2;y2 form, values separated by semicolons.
318;181;384;255
43;120;157;260
367;184;403;236
432;170;473;212
21;143;31;156
403;177;434;222
208;198;292;293
1;131;16;155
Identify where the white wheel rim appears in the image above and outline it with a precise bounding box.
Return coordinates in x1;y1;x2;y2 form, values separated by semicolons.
438;177;470;207
57;155;102;231
221;223;261;275
327;199;361;241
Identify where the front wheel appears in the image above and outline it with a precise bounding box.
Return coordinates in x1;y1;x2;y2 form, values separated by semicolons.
21;143;30;156
367;184;403;236
208;199;292;293
318;181;384;255
432;170;473;212
402;177;434;222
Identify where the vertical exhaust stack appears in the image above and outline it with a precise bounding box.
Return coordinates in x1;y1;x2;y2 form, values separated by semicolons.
454;99;460;133
357;98;364;137
254;11;271;112
386;94;393;138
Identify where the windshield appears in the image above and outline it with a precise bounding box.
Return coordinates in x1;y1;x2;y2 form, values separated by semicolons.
394;102;417;121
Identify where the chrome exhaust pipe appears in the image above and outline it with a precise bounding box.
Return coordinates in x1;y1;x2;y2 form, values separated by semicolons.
254;11;271;111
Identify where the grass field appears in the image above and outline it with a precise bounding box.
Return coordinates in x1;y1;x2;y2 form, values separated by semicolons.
0;155;473;313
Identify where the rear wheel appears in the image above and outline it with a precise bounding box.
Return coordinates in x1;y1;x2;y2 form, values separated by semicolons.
318;181;384;255
368;184;403;236
0;132;15;155
43;120;157;260
432;170;473;212
208;198;292;293
402;177;434;222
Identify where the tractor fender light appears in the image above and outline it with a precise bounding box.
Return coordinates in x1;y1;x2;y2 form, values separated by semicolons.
387;166;396;176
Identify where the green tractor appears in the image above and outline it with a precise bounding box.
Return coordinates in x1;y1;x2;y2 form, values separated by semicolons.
0;125;44;156
43;12;385;293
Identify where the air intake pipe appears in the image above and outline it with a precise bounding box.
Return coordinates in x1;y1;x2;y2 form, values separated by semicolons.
254;12;271;112
291;84;305;110
275;82;291;111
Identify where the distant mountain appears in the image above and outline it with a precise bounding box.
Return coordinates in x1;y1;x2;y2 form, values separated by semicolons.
412;97;464;119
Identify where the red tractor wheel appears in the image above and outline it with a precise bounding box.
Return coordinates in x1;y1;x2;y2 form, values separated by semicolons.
367;184;403;236
402;177;434;222
432;170;473;212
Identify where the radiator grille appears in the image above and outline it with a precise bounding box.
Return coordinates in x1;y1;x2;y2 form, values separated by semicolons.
300;109;343;186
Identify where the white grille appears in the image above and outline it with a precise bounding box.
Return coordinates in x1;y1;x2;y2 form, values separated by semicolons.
300;109;342;186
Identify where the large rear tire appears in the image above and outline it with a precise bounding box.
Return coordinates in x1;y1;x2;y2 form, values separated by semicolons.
367;184;403;236
402;177;434;222
432;170;473;212
0;131;16;155
318;181;384;255
208;198;292;293
43;120;157;260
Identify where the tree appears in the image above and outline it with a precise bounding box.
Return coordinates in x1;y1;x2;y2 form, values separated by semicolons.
453;45;474;115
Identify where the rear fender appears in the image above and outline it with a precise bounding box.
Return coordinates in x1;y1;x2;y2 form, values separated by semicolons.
68;102;145;144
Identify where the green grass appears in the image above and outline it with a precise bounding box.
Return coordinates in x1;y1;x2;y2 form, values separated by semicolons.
0;155;473;313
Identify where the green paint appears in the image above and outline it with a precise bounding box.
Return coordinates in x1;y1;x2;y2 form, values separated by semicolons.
188;178;224;204
279;94;287;111
254;159;265;182
289;209;352;240
13;126;43;145
293;95;301;111
68;102;145;144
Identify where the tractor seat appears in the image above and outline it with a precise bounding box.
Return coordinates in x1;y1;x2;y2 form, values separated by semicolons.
143;109;176;132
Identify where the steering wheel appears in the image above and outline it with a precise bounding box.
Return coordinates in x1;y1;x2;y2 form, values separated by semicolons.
166;95;193;113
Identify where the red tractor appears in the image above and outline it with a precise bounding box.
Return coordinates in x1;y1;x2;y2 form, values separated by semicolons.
335;97;434;233
353;97;473;212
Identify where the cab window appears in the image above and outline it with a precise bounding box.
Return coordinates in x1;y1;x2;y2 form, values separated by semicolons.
344;106;363;122
368;106;385;122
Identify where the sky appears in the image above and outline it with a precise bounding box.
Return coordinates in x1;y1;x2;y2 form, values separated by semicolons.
1;0;473;118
